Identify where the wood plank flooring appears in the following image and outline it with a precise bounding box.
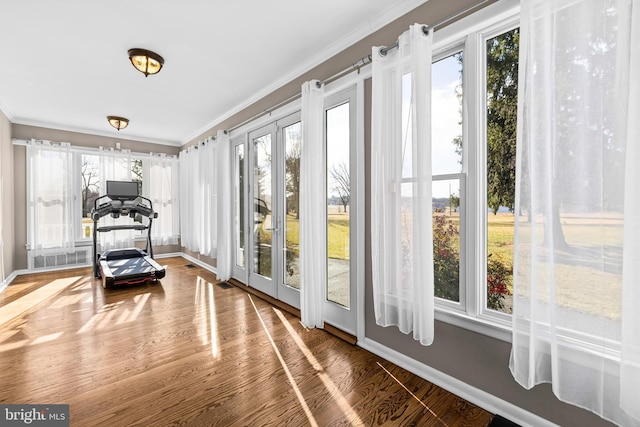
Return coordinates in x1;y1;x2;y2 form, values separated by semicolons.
0;257;495;426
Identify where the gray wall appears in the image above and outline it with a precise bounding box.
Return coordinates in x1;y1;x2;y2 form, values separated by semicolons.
11;124;182;270
1;109;15;279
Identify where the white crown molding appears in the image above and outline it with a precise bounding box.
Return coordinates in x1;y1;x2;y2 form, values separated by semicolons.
11;117;182;148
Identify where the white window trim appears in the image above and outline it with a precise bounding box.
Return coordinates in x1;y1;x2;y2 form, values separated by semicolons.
429;0;520;342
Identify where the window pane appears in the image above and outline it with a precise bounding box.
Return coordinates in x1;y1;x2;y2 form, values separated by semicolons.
326;102;350;308
433;179;461;302
432;52;463;175
283;122;301;289
81;154;100;239
234;144;245;268
253;134;272;279
131;159;145;231
401;73;413;179
486;28;519;314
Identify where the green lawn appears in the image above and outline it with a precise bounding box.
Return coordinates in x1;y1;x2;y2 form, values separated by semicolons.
283;213;350;260
280;211;622;319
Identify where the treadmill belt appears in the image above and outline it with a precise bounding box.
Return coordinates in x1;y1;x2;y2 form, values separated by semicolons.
107;257;157;276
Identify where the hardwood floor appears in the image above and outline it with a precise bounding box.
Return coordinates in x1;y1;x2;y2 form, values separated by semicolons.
0;257;494;426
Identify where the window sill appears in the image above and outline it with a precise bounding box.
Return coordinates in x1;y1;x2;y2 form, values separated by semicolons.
435;306;512;343
375;293;513;343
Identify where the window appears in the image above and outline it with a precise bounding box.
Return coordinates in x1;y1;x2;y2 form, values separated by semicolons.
80;154;100;238
431;50;464;306
78;153;147;240
21;144;179;260
427;5;520;336
485;28;519;315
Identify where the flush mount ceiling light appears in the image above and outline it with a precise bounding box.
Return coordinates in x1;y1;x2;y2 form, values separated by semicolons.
128;48;164;77
107;116;129;131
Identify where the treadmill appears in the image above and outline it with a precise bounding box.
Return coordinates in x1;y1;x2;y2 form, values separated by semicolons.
91;180;166;288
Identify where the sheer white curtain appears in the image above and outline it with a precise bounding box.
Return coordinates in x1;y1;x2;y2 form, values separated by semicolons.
216;130;232;281
371;24;434;346
98;147;134;251
300;80;325;328
179;138;217;257
26;140;75;255
147;153;179;246
510;1;639;425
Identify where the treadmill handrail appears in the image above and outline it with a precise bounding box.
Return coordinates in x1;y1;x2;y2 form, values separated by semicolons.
97;224;149;232
92;195;157;220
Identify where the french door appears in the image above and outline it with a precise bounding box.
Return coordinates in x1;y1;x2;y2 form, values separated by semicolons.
231;86;359;336
233;113;301;308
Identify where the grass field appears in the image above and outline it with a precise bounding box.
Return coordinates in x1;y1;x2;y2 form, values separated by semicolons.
282;213;350;260
278;210;622;319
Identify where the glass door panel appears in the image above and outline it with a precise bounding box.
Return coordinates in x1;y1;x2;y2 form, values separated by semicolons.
234;144;245;269
247;126;276;296
326;102;351;308
253;133;273;280
322;87;357;336
283;122;301;290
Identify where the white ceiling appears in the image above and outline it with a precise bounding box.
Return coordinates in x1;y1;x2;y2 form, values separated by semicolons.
0;0;426;146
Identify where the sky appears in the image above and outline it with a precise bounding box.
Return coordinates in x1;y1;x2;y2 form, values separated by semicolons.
324;53;464;201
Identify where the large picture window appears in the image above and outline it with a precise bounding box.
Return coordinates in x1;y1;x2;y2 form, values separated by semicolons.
26;142;179;264
429;12;521;333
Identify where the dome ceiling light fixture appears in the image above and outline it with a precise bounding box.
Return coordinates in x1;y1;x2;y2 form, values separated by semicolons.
107;116;129;131
128;48;164;77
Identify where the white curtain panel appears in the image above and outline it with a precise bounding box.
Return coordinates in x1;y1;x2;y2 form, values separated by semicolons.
371;24;434;346
216;130;233;281
621;0;640;422
147;153;179;246
300;80;325;328
179;147;195;252
98;147;134;251
179;139;217;257
510;0;639;425
27;140;75;256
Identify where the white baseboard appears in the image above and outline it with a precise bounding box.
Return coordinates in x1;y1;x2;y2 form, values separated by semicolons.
154;252;184;260
0;270;18;295
178;253;218;276
358;337;558;427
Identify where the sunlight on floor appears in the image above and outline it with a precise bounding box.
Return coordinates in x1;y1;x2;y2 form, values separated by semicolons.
0;276;83;327
194;276;219;357
0;331;65;353
77;292;151;333
115;292;150;325
376;361;448;425
249;295;319;427
272;307;365;426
